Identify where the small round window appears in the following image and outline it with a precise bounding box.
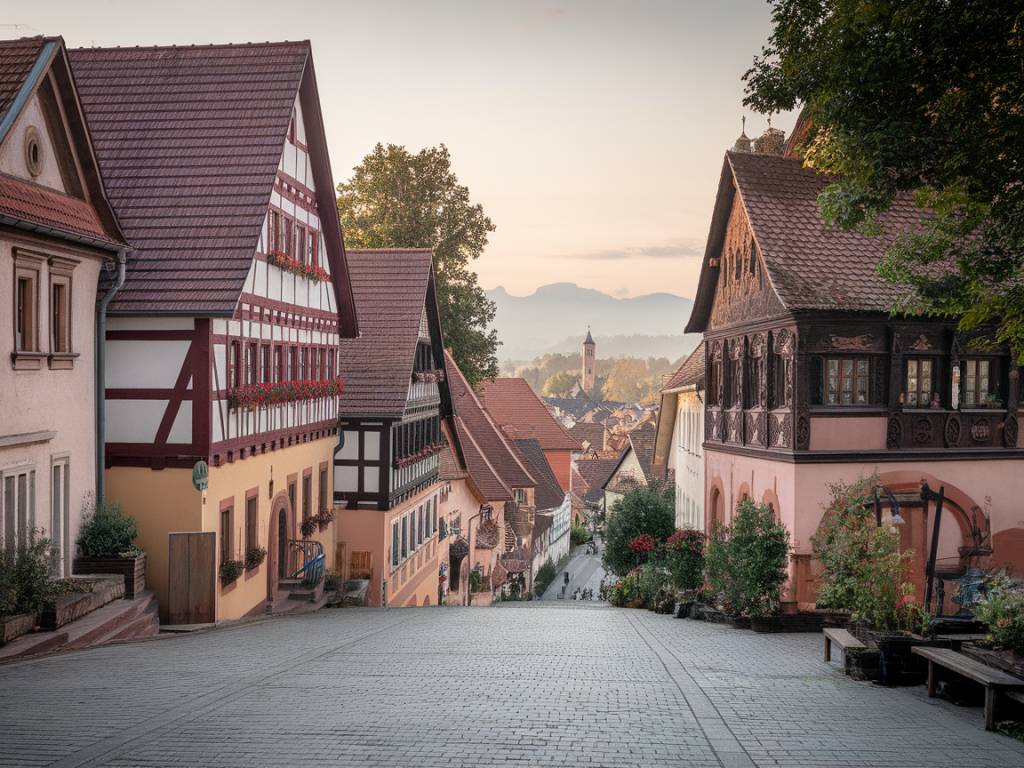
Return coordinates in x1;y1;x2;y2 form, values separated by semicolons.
24;127;43;177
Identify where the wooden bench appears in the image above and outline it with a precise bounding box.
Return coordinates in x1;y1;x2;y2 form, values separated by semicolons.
932;633;988;651
823;627;864;664
912;646;1024;730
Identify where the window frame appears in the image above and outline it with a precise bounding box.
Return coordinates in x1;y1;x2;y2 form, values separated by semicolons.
2;464;36;551
823;356;872;406
245;490;258;555
905;357;937;408
219;499;234;565
961;357;997;408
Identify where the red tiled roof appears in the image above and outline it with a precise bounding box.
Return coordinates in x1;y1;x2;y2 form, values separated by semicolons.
663;341;705;392
0;37;44;123
626;422;657;481
512;439;565;511
568;422;606;450
336;249;433;418
687;151;923;332
574;454;621;504
69;42;346;315
446;350;535;501
477;378;580;451
0;173;116;244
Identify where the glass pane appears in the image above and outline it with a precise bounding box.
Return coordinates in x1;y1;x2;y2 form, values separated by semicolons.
51;466;61;549
856;360;869;403
841;360;853;404
979;360;990;398
3;476;14;547
827;359;839;404
17;474;27;547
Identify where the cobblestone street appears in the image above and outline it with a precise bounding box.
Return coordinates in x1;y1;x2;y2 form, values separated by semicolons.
2;604;1024;768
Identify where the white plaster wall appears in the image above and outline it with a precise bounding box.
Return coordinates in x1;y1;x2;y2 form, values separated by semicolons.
0;94;66;192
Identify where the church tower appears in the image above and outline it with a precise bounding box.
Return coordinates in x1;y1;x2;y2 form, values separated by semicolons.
582;327;596;394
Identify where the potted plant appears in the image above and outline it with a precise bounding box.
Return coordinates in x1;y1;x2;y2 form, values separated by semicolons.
316;508;335;531
663;529;705;617
300;516;318;539
965;574;1024;678
0;533;59;644
73;498;146;598
219;559;244;584
244;546;267;572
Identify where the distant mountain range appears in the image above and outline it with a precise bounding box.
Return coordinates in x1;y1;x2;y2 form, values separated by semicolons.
486;282;699;363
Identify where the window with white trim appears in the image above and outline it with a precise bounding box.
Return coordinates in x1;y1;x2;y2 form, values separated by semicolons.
50;457;69;576
2;466;36;550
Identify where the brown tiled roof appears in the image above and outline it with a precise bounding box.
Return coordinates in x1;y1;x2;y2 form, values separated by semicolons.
512;439;565;512
446;350;535;501
477;378;580;451
0;37;44;125
438;422;467;481
568;422;606;451
626;422;657;481
70;42;353;323
0;38;125;248
533;511;553;539
336;249;433;418
574;454;621;504
663;341;705;392
0;173;115;244
686;151;922;332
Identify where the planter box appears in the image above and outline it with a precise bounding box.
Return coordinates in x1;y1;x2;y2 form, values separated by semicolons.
961;645;1024;679
729;615;752;630
0;613;35;646
848;627;953;685
702;608;730;624
38;576;124;630
751;612;826;634
73;553;145;598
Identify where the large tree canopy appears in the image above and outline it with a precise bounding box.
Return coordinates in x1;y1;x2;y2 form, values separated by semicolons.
744;1;1024;359
337;144;500;385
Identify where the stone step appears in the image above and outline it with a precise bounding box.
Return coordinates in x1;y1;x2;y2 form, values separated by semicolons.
0;591;159;663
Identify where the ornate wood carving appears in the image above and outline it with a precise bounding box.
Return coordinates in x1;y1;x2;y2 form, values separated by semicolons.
909;334;931;351
886;415;902;449
829;333;874;352
944;413;962;448
794;406;810;450
708;200;786;329
912;416;934;445
1004;415;1018;448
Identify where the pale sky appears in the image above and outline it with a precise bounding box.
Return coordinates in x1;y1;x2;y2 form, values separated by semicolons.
6;0;796;299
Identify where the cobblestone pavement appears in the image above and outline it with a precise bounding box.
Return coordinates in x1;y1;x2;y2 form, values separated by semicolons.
2;604;1024;768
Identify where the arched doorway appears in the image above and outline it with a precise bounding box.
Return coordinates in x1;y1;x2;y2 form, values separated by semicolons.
708;486;724;533
266;491;294;602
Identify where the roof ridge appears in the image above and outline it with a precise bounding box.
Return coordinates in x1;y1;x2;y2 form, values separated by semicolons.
71;40;310;52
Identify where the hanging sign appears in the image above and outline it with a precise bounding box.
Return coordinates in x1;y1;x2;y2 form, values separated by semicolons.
192;460;209;491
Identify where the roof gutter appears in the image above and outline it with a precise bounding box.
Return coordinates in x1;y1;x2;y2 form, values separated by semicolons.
96;249;128;505
0;215;124;253
0;40;58;144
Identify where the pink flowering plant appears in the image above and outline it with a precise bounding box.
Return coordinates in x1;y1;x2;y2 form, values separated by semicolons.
269;250;330;283
227;378;344;410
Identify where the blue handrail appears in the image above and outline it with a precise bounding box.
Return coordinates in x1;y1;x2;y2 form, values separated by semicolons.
288;540;325;586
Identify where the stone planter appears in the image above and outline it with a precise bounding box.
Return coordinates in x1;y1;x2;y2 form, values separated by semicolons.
38;576;124;630
73;553;146;598
751;612;826;634
0;613;35;646
850;627;952;685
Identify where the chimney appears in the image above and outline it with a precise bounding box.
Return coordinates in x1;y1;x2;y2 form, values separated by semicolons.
753;117;786;155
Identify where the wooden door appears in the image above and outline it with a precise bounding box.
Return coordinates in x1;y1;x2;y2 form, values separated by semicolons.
168;532;216;624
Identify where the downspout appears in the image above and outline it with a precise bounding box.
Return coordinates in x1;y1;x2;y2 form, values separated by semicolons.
96;250;127;505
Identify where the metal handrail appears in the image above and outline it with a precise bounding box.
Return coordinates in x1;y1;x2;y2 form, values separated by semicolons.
288;540;325;587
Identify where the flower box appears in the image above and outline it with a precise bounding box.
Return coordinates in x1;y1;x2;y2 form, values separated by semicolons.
0;613;35;646
227;378;344;410
268;250;330;283
73;553;146;598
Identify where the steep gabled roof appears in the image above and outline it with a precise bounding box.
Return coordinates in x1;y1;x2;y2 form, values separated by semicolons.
337;249;436;419
686;151;922;333
568;422;606;451
663;341;705;393
477;378;580;451
69;42;355;328
445;350;536;501
625;422;656;481
512;439;565;511
0;37;125;250
574;454;621;504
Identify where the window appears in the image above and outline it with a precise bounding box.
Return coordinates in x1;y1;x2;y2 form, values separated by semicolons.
50;457;69;576
301;348;309;381
401;515;408;559
296;225;307;265
417;505;424;545
260;344;271;384
514;488;527;505
729;356;742;407
905;358;935;407
963;359;993;407
274;346;283;382
2;466;35;550
15;271;37;352
289;346;298;380
708;357;721;406
288;478;296;527
770;351;789;409
302;473;312;521
50;279;70;353
308;230;318;267
825;358;870;405
283;218;293;257
318;465;328;514
245;494;258;553
328;349;336;379
220;505;232;564
269;211;280;252
391;521;400;568
229;341;242;388
433;500;438;534
747;355;763;408
247;343;257;386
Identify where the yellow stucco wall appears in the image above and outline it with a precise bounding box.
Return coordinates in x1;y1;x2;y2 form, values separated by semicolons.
106;435;336;622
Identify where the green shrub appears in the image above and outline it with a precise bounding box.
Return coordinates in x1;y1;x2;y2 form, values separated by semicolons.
663;529;705;592
811;476;914;629
608;570;641;607
603;480;675;577
975;574;1024;654
637;559;670;607
76;499;139;558
0;532;59;616
533;558;557;597
705;500;790;617
570;522;592;547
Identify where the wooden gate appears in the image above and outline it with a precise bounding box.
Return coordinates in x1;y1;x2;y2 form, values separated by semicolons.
168;532;216;624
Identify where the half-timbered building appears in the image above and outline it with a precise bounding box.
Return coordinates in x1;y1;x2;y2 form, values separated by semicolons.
686;131;1024;611
70;42;358;622
0;37;127;574
333;249;459;607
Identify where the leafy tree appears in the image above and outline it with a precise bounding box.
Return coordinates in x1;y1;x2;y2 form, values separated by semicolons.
542;370;578;397
745;2;1024;360
603;481;676;577
337;144;499;384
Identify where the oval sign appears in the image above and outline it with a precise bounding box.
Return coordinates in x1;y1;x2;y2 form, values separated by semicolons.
192;460;209;491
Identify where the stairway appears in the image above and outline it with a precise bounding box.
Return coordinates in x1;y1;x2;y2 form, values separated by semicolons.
0;591;160;663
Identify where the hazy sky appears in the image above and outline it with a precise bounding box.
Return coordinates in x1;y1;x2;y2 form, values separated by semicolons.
7;0;796;300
